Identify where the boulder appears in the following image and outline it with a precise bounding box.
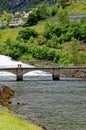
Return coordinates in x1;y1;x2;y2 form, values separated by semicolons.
0;83;14;108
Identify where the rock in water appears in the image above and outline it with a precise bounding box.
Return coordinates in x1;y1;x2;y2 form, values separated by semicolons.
0;83;14;108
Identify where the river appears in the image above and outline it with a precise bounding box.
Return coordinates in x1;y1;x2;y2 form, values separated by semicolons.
0;55;86;130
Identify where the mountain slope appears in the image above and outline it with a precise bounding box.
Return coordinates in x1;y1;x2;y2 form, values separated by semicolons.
0;0;57;13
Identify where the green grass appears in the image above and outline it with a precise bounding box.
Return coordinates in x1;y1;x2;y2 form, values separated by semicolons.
0;108;41;130
65;1;86;14
37;17;58;25
31;25;44;35
0;28;21;42
0;25;44;42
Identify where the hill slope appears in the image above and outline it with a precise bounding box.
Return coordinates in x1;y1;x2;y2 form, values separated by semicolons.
0;0;56;13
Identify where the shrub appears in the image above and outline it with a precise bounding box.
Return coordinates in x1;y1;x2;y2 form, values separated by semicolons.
3;39;28;59
17;28;38;42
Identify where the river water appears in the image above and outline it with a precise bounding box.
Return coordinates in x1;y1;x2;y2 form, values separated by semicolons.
0;55;86;130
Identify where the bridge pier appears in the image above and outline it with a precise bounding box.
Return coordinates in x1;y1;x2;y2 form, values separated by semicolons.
16;64;23;81
17;75;23;81
84;72;86;79
52;67;60;80
52;75;60;80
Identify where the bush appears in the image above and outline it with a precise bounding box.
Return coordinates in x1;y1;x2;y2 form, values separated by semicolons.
17;28;38;42
3;39;28;59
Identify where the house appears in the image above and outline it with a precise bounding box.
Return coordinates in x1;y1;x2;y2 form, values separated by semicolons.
69;14;86;21
9;18;24;26
15;12;20;15
23;9;32;18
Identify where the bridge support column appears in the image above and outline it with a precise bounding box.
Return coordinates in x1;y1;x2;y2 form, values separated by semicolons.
52;67;60;80
16;64;23;81
84;72;86;79
52;74;60;80
17;74;23;81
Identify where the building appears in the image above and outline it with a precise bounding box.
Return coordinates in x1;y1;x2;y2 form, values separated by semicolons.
23;9;32;18
9;18;24;26
69;14;86;21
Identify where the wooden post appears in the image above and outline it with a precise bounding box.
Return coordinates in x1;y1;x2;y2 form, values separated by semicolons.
16;64;23;81
52;67;60;80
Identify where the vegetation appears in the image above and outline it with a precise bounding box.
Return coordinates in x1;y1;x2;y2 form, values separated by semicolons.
25;4;49;26
65;1;86;14
0;108;41;130
17;28;38;42
0;1;86;66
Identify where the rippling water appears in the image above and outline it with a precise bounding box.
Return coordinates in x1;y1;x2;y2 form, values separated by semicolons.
0;55;86;130
1;79;86;130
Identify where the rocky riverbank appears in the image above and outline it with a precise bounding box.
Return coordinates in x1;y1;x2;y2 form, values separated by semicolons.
0;83;15;108
0;83;47;130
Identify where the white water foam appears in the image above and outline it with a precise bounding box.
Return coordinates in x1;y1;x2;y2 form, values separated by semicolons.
0;55;51;78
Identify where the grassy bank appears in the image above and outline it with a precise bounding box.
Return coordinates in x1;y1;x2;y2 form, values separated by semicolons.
0;108;41;130
0;25;44;42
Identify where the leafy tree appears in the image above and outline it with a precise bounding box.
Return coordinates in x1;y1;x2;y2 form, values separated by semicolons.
25;11;38;26
50;3;59;16
47;49;56;60
47;35;58;48
43;23;55;39
17;28;38;42
57;7;69;24
80;23;86;42
70;38;79;65
25;4;48;26
58;0;67;8
36;3;48;20
3;11;11;26
2;39;28;59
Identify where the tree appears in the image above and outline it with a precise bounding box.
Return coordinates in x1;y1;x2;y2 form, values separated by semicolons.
50;3;59;16
70;38;79;65
17;28;38;42
3;39;28;59
25;4;48;26
36;3;48;20
80;23;86;42
26;11;38;26
58;0;67;8
57;7;69;24
3;11;11;26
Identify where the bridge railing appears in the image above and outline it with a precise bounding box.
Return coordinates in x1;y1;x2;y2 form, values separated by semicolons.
0;64;86;69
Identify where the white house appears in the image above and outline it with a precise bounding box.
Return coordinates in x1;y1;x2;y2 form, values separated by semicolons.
23;10;32;18
69;14;86;21
9;18;24;26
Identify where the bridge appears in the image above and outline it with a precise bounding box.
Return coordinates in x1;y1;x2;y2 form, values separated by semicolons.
0;64;86;80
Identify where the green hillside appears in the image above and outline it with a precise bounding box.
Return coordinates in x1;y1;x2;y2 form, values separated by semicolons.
0;1;86;66
65;1;86;14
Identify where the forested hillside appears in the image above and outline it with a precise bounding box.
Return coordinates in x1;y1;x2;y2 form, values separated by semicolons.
0;0;57;13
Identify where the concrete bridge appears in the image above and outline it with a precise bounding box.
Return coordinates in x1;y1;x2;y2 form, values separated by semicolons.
0;64;86;80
